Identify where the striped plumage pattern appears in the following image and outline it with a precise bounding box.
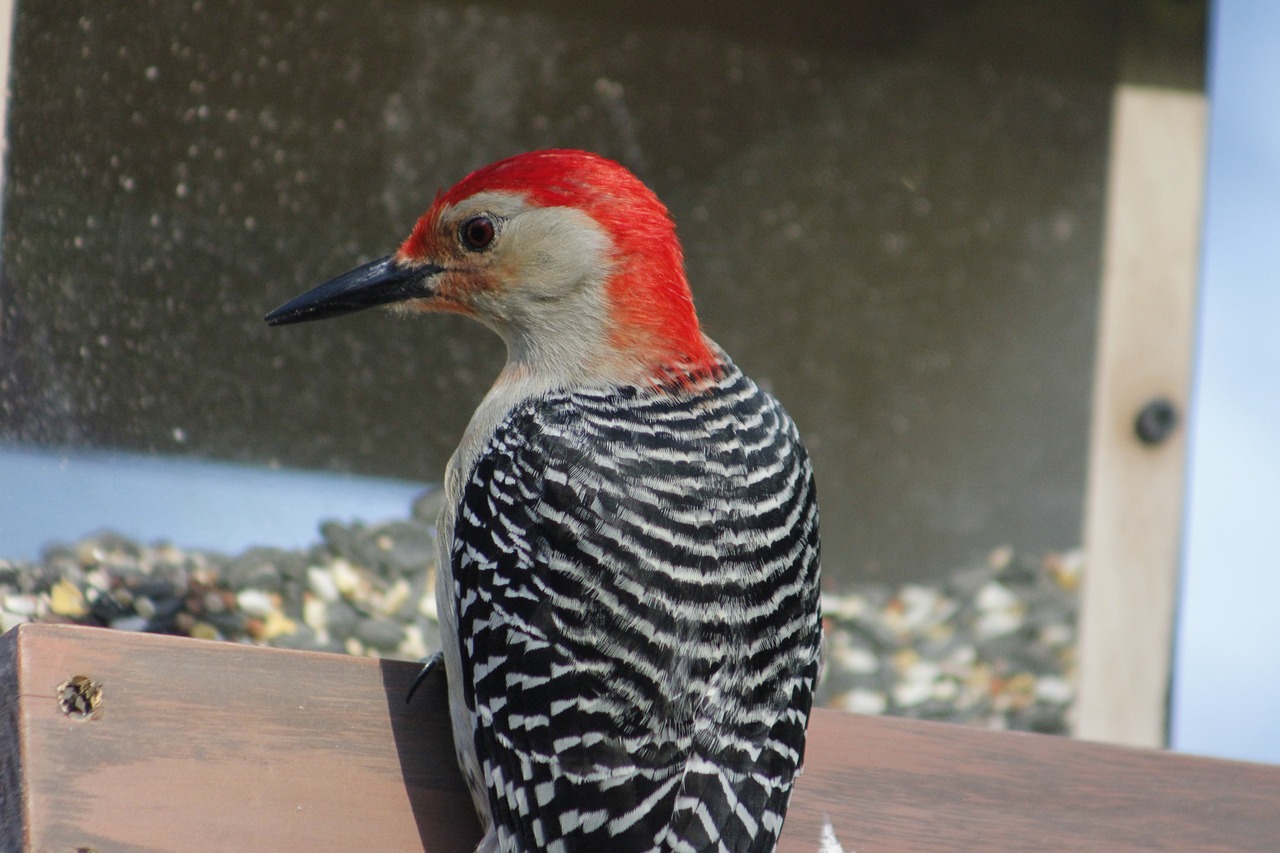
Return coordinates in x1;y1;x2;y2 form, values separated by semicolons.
452;356;822;853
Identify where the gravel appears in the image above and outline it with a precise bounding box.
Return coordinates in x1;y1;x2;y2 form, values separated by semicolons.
817;546;1080;734
0;496;1079;735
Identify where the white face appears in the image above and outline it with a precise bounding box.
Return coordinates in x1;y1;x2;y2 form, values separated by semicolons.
397;190;638;384
449;191;613;318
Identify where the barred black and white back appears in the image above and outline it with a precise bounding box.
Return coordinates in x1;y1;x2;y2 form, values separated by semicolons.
450;356;822;853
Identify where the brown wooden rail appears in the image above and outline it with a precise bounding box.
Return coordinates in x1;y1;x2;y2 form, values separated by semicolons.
2;623;1277;852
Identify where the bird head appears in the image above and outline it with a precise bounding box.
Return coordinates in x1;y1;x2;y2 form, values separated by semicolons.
266;149;717;388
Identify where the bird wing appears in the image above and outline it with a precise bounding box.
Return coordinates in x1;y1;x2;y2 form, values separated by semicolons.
452;369;822;853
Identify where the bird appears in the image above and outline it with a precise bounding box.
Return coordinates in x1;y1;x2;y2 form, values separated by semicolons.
266;149;822;853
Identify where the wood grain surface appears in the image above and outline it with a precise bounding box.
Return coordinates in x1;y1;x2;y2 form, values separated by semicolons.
1079;78;1206;749
3;623;1277;852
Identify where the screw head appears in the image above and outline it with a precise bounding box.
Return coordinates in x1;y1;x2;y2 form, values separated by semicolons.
1135;398;1179;445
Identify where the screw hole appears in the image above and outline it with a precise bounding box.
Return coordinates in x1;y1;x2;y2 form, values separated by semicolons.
57;675;104;719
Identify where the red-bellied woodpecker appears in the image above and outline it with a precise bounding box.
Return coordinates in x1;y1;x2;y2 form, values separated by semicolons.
266;150;822;853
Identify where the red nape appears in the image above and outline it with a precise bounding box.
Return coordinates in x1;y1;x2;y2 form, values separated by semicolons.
441;150;717;379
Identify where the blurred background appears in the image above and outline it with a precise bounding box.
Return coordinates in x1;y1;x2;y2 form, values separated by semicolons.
1;1;1112;580
0;1;1272;763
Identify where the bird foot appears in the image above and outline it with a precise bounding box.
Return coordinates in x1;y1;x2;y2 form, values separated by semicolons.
405;650;444;704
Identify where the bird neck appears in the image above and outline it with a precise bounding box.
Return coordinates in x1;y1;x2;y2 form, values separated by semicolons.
497;321;721;396
602;267;718;388
486;249;719;393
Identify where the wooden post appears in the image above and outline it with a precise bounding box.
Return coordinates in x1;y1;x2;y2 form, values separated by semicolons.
4;624;1279;852
1077;76;1207;747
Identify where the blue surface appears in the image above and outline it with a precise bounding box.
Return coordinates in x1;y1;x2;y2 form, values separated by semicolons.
1169;0;1280;764
0;446;430;559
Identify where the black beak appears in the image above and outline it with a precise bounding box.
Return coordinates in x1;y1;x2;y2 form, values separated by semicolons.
264;255;443;326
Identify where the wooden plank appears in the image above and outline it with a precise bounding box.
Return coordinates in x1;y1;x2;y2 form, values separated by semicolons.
792;713;1280;853
5;623;1280;852
1077;79;1207;747
0;619;24;851
3;622;480;852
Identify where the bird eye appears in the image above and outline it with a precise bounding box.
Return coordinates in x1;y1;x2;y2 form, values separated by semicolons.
460;215;497;251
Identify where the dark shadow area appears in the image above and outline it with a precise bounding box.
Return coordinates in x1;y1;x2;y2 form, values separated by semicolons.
379;657;482;853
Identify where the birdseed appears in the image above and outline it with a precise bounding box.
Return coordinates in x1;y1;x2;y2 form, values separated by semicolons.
0;494;1079;735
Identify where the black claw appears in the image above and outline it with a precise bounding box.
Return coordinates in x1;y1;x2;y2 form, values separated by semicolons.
406;651;444;704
